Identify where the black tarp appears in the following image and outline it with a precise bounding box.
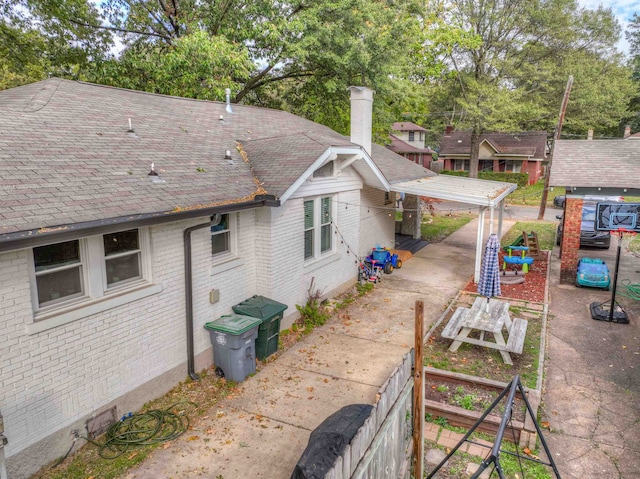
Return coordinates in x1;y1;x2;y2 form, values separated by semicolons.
290;404;374;479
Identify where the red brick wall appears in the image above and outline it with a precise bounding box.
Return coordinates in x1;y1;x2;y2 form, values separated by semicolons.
560;197;583;284
521;160;541;185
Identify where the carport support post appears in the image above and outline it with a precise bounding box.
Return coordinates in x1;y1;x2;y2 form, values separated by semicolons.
498;200;505;239
489;205;495;236
475;207;487;283
413;300;425;479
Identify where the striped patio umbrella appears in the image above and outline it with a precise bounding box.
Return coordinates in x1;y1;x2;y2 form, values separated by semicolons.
477;234;501;310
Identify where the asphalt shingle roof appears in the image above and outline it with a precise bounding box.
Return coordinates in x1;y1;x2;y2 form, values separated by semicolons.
0;79;431;236
550;140;640;188
439;131;547;159
392;122;427;132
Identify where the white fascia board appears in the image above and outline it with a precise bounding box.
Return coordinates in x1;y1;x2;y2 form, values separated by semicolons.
279;146;390;204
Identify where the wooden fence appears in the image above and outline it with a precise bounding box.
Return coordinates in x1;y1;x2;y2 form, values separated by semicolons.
323;351;415;479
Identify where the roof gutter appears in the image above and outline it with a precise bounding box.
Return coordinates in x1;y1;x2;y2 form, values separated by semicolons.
0;195;280;253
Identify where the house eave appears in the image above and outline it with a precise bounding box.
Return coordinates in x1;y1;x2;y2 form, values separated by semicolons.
0;196;279;253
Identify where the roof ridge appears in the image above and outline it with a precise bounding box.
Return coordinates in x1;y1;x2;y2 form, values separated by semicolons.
73;79;294;115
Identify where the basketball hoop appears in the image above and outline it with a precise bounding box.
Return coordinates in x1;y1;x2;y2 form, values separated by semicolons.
590;227;635;324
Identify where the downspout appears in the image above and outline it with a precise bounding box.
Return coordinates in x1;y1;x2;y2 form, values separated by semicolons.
182;195;280;380
184;214;221;380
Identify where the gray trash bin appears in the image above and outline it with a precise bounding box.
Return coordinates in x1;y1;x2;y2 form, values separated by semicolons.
204;314;261;382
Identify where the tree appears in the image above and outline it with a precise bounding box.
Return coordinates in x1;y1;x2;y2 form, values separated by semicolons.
0;0;112;84
80;0;430;140
422;0;632;176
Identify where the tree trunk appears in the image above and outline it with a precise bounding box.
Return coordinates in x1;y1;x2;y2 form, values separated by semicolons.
469;126;481;178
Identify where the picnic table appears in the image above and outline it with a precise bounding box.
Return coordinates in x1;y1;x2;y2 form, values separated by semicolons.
441;297;528;365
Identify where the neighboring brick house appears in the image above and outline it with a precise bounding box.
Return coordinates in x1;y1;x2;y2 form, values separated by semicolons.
549;139;640;284
438;129;548;185
386;122;433;167
0;80;438;478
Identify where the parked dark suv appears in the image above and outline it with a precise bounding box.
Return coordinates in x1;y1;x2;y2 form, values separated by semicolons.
553;194;622;210
556;204;611;248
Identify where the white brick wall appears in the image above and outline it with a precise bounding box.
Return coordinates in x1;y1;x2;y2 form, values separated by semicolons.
358;186;396;256
0;186;395;477
0;212;261;477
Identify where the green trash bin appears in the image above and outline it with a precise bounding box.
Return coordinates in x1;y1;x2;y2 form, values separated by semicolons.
204;314;261;382
232;295;288;360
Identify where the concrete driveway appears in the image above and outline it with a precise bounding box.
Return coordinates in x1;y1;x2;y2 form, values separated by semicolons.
542;241;640;479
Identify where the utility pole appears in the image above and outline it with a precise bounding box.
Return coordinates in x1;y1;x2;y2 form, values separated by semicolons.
538;75;573;220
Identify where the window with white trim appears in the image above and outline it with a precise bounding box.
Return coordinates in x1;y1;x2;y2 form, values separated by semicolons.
504;160;521;173
33;240;84;308
304;196;334;261
210;213;236;259
408;131;415;142
31;228;151;316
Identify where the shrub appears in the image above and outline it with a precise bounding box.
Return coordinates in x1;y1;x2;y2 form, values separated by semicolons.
440;170;529;188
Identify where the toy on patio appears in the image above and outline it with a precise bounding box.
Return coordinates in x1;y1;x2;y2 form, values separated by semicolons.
505;230;541;258
358;258;382;284
576;257;610;290
502;245;534;273
367;245;402;274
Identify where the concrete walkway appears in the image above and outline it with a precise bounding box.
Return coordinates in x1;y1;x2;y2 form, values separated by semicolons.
120;213;640;479
123;217;500;479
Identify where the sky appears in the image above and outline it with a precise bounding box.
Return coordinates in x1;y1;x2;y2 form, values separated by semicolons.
578;0;640;55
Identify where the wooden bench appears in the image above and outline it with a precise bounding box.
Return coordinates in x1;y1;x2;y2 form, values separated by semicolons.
441;307;469;339
506;318;528;354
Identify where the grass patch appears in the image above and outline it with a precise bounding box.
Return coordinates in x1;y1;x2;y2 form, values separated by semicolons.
501;221;556;251
506;180;562;207
421;213;473;242
628;235;640;255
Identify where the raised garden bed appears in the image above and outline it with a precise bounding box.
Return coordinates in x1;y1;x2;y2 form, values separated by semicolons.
424;368;540;448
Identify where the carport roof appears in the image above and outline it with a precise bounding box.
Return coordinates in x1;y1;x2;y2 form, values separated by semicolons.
390;175;517;207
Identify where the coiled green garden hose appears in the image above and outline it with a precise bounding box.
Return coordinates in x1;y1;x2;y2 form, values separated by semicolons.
619;279;640;301
83;402;194;459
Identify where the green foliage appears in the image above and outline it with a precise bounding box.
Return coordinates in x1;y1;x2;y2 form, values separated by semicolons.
434;416;448;427
295;299;330;334
441;170;529;188
436;384;448;393
425;0;635;168
355;282;374;296
454;393;477;411
1;0;112;88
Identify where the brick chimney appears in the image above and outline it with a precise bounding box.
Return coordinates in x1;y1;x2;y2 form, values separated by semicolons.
624;125;631;139
445;125;454;136
587;129;593;140
348;86;374;155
